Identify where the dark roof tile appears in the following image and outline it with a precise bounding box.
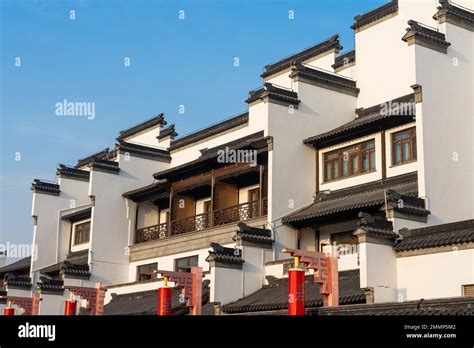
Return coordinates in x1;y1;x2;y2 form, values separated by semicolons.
262;35;342;78
170;112;249;151
395;219;474;252
116;140;171;162
222;270;364;314
246;83;300;105
57;164;90;181
31;179;60;196
116;114;165;141
304;94;415;148
206;243;243;265
233;222;273;245
332;50;356;70
282;173;418;225
290;64;358;96
352;0;399;30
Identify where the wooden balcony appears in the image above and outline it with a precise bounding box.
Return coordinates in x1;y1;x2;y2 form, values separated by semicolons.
134;198;267;244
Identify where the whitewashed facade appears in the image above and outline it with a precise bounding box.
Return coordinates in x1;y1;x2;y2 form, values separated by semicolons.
1;0;473;315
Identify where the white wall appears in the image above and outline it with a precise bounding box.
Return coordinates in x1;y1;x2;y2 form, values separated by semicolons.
414;21;474;225
31;176;90;281
170;109;268;167
359;242;398;302
397;248;474;301
238;184;259;204
88;154;169;286
123;125;161;147
210;266;242;305
267;79;357;259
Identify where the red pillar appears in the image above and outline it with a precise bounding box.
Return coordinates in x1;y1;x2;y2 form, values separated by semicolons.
4;300;14;316
288;259;305;315
158;277;172;316
4;307;14;316
64;299;77;316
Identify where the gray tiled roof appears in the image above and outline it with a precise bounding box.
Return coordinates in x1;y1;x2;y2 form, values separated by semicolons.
4;275;32;290
116;140;171;162
0;256;31;276
222;270;365;314
261;35;341;78
157;124;178;140
90;159;120;174
76;148;111;168
332;50;356;70
282;173;418;225
354;212;398;239
103;280;212;315
233;222;273;245
433;0;474;25
170;112;249;151
402;20;451;49
31;179;60;196
290;64;359;96
116;114;165;141
206;243;244;265
37;278;64;294
315;296;474;316
304;94;414;148
246;83;300;105
57;164;90;180
154;133;270;180
351;0;399;30
395;219;474;252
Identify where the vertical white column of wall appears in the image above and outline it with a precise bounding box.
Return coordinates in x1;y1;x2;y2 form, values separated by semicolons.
359;242;398;303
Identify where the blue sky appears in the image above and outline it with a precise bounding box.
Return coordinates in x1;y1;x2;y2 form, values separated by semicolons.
0;0;386;253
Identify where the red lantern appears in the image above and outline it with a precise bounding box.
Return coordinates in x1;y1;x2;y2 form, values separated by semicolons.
288;257;305;315
158;277;172;316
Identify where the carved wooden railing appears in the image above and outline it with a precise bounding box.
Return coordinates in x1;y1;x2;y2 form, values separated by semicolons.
135;222;168;243
134;198;268;244
170;212;211;236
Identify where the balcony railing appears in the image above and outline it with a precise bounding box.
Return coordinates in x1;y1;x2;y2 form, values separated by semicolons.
134;198;268;244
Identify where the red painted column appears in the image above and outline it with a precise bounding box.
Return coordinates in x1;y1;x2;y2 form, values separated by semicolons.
64;292;77;316
288;257;305;315
158;277;172;316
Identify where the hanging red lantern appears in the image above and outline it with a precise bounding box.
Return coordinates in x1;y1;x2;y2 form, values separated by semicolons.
4;301;14;316
288;257;305;315
158;277;172;316
64;291;77;316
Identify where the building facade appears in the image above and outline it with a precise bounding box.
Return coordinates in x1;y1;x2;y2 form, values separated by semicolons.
1;0;473;315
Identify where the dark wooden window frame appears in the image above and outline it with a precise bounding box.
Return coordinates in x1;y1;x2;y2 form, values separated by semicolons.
391;127;417;166
323;139;376;182
136;262;158;282
174;255;198;273
72;219;91;246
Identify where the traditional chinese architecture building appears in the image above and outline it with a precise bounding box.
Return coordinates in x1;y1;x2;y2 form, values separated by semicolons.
1;0;473;315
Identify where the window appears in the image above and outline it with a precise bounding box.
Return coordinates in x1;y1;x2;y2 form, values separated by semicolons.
463;284;474;297
73;220;90;245
323;140;376;182
248;188;260;218
392;127;417;165
137;263;158;281
174;255;198;273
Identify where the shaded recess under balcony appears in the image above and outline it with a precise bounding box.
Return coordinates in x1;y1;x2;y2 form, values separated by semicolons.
123;133;272;244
